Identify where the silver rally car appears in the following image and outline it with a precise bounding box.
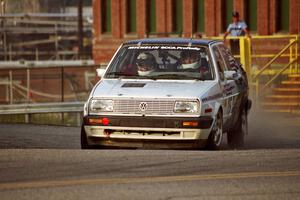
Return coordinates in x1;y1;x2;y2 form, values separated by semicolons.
82;38;251;150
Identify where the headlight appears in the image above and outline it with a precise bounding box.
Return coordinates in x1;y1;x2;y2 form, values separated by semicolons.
174;101;199;113
89;99;113;113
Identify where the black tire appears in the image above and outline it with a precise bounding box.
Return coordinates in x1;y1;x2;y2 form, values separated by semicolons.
227;108;247;149
81;125;93;149
206;111;223;150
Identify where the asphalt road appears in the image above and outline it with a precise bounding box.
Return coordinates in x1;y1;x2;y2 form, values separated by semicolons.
0;111;299;200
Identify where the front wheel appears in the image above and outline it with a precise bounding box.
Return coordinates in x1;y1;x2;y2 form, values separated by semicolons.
206;112;223;150
227;108;247;149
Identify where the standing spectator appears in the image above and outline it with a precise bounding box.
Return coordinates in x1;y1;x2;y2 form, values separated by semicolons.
223;11;251;55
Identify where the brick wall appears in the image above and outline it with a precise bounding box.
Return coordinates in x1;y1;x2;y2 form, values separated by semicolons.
93;0;300;64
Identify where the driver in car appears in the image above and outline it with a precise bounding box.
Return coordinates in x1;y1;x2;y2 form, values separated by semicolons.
136;52;157;76
179;51;211;79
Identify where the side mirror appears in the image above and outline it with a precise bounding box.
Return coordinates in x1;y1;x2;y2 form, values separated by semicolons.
96;68;106;78
224;70;241;80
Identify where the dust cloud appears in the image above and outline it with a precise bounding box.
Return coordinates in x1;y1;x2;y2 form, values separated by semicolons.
245;110;300;149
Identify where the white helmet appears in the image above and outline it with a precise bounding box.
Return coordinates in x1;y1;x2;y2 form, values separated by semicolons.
136;53;156;76
181;62;199;69
180;51;200;69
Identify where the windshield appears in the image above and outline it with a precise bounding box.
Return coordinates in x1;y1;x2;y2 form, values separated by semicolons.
104;44;214;80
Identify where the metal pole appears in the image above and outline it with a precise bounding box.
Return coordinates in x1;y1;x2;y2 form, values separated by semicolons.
5;77;8;102
3;32;6;61
77;0;83;58
25;69;31;123
9;70;12;104
27;69;30;103
61;66;64;124
0;0;3;17
1;0;6;61
61;66;64;102
289;38;293;74
35;48;39;61
9;43;12;61
55;24;59;60
0;0;3;51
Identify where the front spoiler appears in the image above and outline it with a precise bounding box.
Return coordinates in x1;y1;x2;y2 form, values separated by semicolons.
87;137;208;149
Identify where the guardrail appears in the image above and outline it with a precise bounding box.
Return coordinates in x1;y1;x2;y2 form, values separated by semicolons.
0;61;100;104
0;101;84;115
0;101;85;126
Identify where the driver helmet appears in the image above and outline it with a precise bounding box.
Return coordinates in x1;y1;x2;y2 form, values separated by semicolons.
180;51;200;69
136;52;156;76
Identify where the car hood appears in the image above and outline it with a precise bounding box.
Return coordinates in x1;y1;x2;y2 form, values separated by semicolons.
92;79;216;99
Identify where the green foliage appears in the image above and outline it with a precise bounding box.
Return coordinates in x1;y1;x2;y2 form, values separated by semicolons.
0;113;82;126
0;115;25;123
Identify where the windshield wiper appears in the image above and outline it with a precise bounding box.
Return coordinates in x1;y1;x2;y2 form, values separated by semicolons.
137;76;157;80
152;73;204;80
105;72;139;78
106;72;127;76
105;72;157;80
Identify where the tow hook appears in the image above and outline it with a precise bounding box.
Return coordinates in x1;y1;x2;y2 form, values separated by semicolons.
104;130;111;138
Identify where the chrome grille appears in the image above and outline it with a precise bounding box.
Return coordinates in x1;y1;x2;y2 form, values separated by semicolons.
113;99;175;115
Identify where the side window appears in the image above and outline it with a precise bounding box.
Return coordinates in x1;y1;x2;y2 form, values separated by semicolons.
212;46;225;81
218;44;239;70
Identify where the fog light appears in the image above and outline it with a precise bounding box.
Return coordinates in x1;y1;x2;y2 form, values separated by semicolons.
88;118;102;125
87;118;110;125
183;121;198;127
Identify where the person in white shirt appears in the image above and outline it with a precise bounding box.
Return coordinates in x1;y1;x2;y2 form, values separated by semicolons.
223;11;251;55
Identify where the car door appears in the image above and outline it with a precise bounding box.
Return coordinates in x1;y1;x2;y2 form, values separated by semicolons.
217;44;244;127
211;45;232;127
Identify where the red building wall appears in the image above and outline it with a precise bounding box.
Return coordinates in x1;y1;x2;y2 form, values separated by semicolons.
93;0;300;64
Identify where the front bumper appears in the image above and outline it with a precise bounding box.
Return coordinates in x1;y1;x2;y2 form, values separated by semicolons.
83;115;213;129
83;115;214;148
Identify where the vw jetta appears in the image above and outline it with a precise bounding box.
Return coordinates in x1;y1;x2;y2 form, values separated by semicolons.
81;38;251;150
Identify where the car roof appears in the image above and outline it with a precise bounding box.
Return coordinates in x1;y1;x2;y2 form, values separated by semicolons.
123;38;220;47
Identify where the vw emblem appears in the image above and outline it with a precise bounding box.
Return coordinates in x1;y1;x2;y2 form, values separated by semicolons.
139;102;148;112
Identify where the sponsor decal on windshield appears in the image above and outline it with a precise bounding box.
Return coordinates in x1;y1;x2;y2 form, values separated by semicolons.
128;46;201;51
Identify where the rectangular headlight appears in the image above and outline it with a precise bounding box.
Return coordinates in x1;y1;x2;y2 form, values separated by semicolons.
89;99;113;113
174;101;199;113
